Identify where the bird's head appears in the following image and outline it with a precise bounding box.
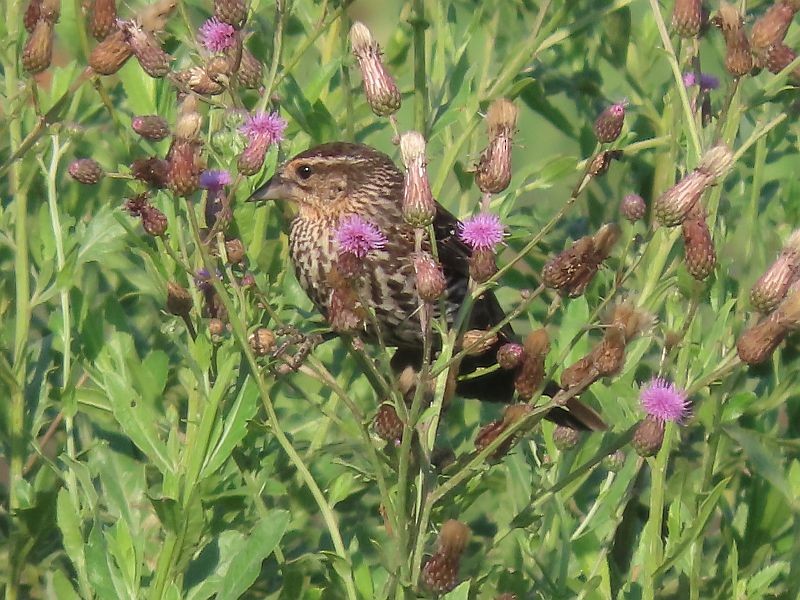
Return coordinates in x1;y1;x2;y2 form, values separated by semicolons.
247;142;403;220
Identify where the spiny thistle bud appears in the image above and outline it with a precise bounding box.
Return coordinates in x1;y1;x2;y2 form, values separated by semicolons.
602;448;626;472
542;224;620;297
672;0;703;37
132;115;170;140
413;253;446;302
751;230;800;313
141;205;168;236
400;131;436;227
214;0;248;29
237;137;269;176
89;28;133;75
167;140;203;197
553;424;580;450
654;144;733;226
350;21;401;117
497;342;525;370
593;102;626;143
737;285;800;364
587;149;623;177
515;328;549;400
24;0;41;33
22;19;54;74
373;403;403;446
632;417;665;457
475;404;533;460
469;248;498;283
237;47;264;88
131;157;169;188
765;43;800;81
681;205;716;280
461;330;498;356
249;328;275;356
90;0;117;40
716;3;753;77
475;98;517;194
620;193;646;222
225;239;246;264
751;1;796;65
68;158;103;184
422;520;470;594
165;282;192;316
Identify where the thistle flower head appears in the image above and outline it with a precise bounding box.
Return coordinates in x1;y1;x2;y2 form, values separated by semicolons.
683;72;720;91
334;215;387;258
620;193;646;222
350;20;401;116
200;169;232;190
240;111;286;145
640;377;690;423
459;212;504;251
198;17;236;52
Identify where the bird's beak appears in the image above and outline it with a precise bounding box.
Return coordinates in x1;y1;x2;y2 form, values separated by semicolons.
246;173;296;203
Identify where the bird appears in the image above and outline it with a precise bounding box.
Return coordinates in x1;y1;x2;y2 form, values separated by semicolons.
247;141;606;431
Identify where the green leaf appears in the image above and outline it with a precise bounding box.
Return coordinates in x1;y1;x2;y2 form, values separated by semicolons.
442;581;470;599
202;379;259;479
50;569;81;600
723;425;795;506
57;489;87;583
218;511;290;600
117;59;157;115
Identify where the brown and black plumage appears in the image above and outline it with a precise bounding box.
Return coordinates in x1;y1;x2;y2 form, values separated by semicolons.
248;142;605;430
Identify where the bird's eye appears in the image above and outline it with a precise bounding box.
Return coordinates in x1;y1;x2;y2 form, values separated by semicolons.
297;164;313;180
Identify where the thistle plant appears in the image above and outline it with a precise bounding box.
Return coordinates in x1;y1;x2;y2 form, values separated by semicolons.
2;1;800;600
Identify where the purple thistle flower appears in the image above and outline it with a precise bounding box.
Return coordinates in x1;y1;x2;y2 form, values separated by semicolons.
683;71;720;91
459;212;505;251
640;377;691;423
240;111;287;146
334;215;387;258
200;169;232;190
198;17;236;53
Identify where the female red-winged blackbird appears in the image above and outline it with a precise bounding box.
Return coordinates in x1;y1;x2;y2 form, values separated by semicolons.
248;142;605;430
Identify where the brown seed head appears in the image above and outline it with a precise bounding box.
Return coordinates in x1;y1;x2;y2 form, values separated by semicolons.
166;282;192;316
22;19;54;74
225;239;246;264
214;0;248;29
249;328;275;356
475;403;532;459
621;193;646;222
632;416;665;457
40;0;59;22
553;424;580;450
89;28;133;75
496;342;525;370
132;115;170;140
698;143;734;181
437;520;470;557
475;98;517;194
208;317;225;336
400;131;436;227
413;253;446;302
751;230;800;312
237;47;264;88
131;157;169;188
587;149;623;177
672;0;703;37
141;205;168;236
373;403;403;445
609;301;656;342
175;95;202;140
515;329;549;399
765;43;800;81
206;55;233;84
717;3;753;76
68;158;103;184
751;2;796;59
90;0;117;40
469;248;498;283
461;330;498;356
560;355;596;391
350;21;401;117
681;206;716;280
167;139;203;197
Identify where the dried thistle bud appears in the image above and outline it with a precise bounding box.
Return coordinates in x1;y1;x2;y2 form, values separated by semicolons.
223;31;243;72
182;66;225;95
515;329;549;400
89;28;133;75
90;0;117;40
469;248;497;283
237;47;264;88
609;301;656;342
413;253;446;302
587;149;623;177
208;317;225;336
373;403;403;446
681;206;716;280
672;0;703;37
697;143;734;181
131;157;169;188
350;21;401;117
560;355;595;391
738;286;800;364
167;139;203;197
137;0;177;33
40;0;59;22
593;102;626;143
214;0;248;29
22;19;54;74
422;521;470;594
496;342;525;370
400;131;436;227
123;21;172;77
553;424;580;450
751;230;800;312
68;158;103;184
249;328;275;356
475;403;533;459
327;285;365;333
225;239;246;264
205;55;233;84
123;192;149;216
132;115;170;140
751;1;796;64
461;330;498;356
141;205;168;236
602;448;626;472
765;43;800;81
237;137;270;176
166;282;192;316
24;0;42;32
175;95;202;141
620;193;646;222
475;98;517;194
542;224;619;297
717;3;753;76
632;417;665;457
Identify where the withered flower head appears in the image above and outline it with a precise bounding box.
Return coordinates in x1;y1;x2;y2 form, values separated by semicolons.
474;403;533;460
593;101;626;143
515;328;549;399
461;330;498;356
214;0;248;29
738;285;800;364
413;253;446;302
373;403;403;446
496;342;525;370
350;21;401;117
122;20;172;78
225;239;246;264
751;230;800;313
167;140;203;197
137;0;177;33
632;416;665;457
750;1;796;64
553;424;580;450
672;0;703;37
68;158;104;184
90;0;117;40
89;28;133;75
132;115;170;140
24;0;42;33
237;47;264;88
475;98;518;194
249;328;275;356
166;282;192;316
542;224;620;297
716;3;753;76
131;157;169;188
765;43;800;79
22;19;54;74
681;204;716;280
400;131;435;227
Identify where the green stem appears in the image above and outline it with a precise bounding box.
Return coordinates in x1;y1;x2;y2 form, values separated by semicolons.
184;202;358;600
410;0;428;134
642;423;673;600
340;7;355;140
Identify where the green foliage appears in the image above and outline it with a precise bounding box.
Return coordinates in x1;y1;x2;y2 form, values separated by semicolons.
2;0;800;599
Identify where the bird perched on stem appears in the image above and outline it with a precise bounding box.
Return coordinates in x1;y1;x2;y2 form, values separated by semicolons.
248;142;605;430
